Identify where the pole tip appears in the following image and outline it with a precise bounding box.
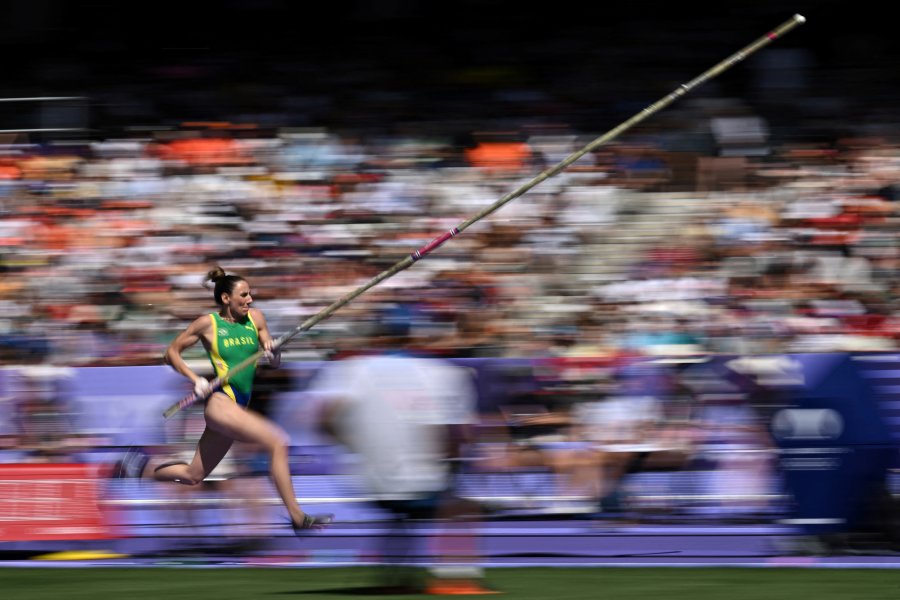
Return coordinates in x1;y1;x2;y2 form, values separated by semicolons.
794;14;806;24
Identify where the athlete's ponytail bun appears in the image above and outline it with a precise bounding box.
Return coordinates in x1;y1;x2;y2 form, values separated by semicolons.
206;266;245;306
206;266;228;284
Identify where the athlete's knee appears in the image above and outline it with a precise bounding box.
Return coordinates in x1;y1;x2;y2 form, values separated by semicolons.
163;474;202;486
153;469;201;486
153;460;205;486
175;466;209;486
271;435;290;456
262;426;291;453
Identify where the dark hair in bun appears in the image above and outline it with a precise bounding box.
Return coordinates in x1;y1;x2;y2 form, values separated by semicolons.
206;266;245;306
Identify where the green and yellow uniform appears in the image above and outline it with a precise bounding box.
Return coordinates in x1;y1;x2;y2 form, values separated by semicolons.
207;312;260;407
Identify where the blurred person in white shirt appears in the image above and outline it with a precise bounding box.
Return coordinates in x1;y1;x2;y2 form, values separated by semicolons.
306;311;490;594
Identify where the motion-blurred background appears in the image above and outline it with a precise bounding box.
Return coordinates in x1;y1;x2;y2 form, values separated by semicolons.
1;0;899;569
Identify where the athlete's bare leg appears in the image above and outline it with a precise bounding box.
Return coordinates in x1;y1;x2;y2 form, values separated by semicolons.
152;426;233;485
200;392;309;526
149;392;328;529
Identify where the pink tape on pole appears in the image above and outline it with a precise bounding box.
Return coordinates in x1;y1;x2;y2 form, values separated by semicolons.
767;32;777;40
412;228;460;261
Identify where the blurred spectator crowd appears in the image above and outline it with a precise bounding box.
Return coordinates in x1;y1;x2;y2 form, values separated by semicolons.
1;109;899;369
2;6;898;369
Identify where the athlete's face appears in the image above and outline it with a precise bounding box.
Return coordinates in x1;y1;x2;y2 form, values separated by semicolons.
223;280;253;318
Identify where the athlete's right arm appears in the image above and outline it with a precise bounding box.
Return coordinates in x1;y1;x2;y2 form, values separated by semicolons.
164;315;211;394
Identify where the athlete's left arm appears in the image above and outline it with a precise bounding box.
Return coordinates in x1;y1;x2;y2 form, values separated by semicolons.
251;308;281;368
